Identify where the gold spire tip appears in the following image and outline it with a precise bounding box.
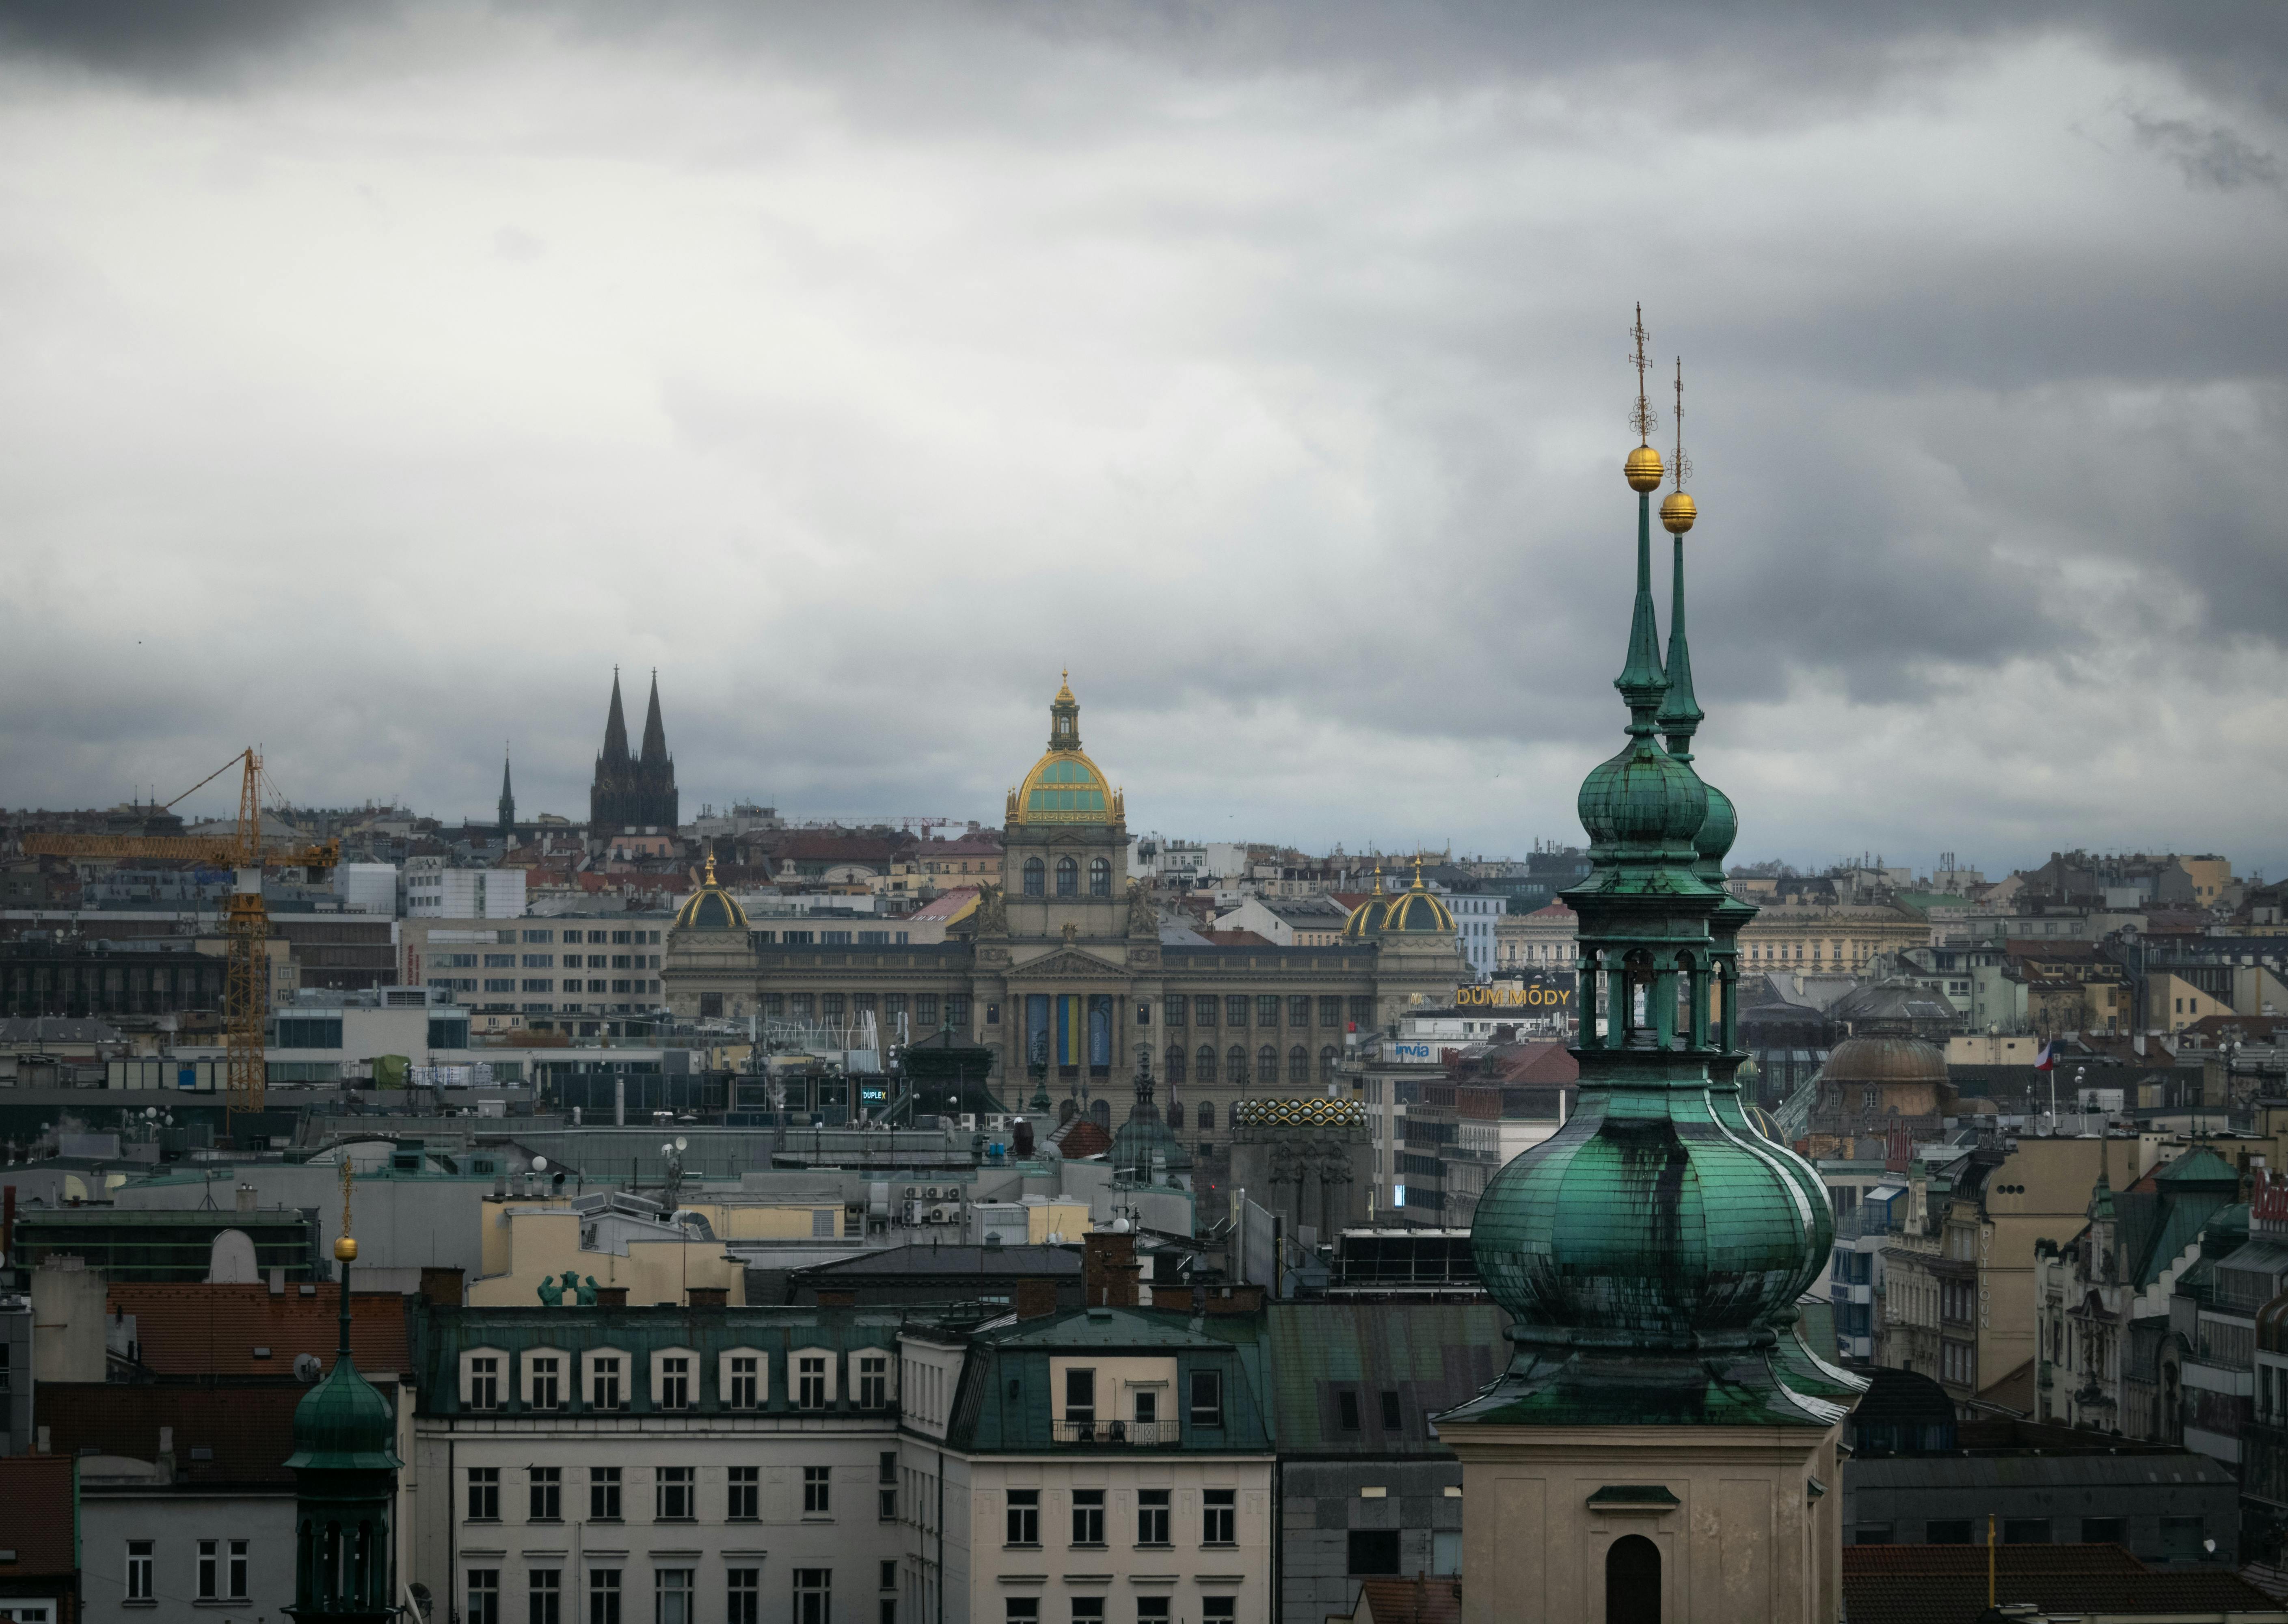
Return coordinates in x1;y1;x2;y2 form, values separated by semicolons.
1661;355;1697;532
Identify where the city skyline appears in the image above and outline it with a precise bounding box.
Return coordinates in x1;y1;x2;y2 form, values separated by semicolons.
2;7;2286;869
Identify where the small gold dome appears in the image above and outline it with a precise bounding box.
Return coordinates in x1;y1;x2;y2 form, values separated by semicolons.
1625;445;1664;492
1660;491;1697;534
334;1236;358;1262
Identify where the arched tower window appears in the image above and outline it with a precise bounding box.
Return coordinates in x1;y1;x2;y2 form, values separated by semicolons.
1606;1534;1660;1624
1023;857;1044;897
1089;857;1111;896
1197;1047;1218;1086
1229;1046;1250;1086
1197;1100;1216;1132
1318;1045;1337;1083
1056;856;1079;897
1287;1046;1308;1085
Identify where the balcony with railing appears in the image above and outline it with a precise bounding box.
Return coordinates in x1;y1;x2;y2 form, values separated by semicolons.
1051;1418;1182;1448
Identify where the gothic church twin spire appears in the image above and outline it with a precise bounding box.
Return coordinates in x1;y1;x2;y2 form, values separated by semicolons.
591;667;679;832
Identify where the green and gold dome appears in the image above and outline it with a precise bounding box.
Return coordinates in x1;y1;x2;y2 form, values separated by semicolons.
1007;674;1124;827
1379;862;1457;934
672;853;750;932
1443;334;1852;1434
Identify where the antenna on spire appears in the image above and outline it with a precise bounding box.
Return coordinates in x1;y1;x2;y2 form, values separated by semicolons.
1627;303;1657;446
1670;357;1693;490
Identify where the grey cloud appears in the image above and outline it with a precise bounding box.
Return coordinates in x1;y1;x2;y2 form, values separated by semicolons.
2128;110;2283;192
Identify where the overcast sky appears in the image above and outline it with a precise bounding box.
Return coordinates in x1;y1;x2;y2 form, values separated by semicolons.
2;4;2284;879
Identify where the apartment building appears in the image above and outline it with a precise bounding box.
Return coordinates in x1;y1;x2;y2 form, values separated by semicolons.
898;1288;1276;1624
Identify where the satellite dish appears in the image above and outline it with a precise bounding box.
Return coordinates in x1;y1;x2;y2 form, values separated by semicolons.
674;1136;688;1152
294;1353;323;1384
531;1156;549;1172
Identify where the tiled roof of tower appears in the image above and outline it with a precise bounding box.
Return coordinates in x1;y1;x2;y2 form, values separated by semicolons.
1264;1304;1506;1456
1841;1544;2277;1624
109;1283;410;1375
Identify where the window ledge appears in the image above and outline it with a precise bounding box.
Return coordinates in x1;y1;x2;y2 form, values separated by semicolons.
194;1600;252;1609
726;1517;760;1525
1069;1544;1109;1552
466;1519;502;1526
1135;1544;1174;1551
653;1518;697;1525
1004;1545;1043;1553
123;1604;158;1611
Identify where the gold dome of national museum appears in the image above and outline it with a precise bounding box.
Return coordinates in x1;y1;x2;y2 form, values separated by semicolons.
1008;674;1124;827
1625;445;1664;492
673;853;751;932
1660;490;1696;533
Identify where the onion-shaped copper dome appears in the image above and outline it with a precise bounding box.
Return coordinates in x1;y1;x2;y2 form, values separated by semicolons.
1819;1034;1947;1086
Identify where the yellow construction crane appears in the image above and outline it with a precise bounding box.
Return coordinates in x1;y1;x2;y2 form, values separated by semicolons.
23;749;339;1123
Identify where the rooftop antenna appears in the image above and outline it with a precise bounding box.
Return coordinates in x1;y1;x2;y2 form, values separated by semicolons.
1627;303;1658;447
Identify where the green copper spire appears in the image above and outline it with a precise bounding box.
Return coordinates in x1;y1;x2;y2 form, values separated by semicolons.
1656;358;1703;752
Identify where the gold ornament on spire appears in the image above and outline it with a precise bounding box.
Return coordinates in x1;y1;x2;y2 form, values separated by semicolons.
1624;303;1665;492
1661;356;1697;535
335;1157;357;1262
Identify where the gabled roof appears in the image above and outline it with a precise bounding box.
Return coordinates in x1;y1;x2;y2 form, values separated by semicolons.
39;1382;320;1486
110;1283;409;1376
1841;1544;2275;1624
1348;1576;1463;1624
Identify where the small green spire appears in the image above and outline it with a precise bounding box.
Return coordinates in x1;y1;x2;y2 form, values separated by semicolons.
1614;489;1668;726
1656;530;1702;756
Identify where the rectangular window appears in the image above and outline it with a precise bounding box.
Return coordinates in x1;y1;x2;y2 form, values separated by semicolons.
1072;1489;1105;1546
530;1571;562;1624
1065;1367;1096;1421
469;1466;501;1520
880;1564;897;1595
1007;1490;1040;1546
199;1540;219;1600
1348;1529;1400;1575
859;1354;888;1408
804;1465;832;1515
531;1466;562;1521
469;1571;500;1624
589;1572;621;1624
1227;995;1250;1028
1381;1390;1402;1430
1136;1602;1169;1624
727;1571;759;1624
1190;1369;1223;1426
877;1451;898;1521
916;993;939;1026
590;1468;622;1521
532;1357;561;1410
949;993;972;1028
1195;996;1217;1028
656;1466;695;1521
1203;1489;1236;1546
1288;996;1311;1027
1006;1604;1039;1624
1137;1489;1171;1546
1201;1602;1234;1624
793;1570;831;1624
1320;996;1342;1026
1258;995;1280;1027
799;1355;828;1409
1348;996;1373;1024
592;1358;622;1410
1338;1390;1361;1430
728;1356;759;1408
1165;996;1185;1027
655;1570;693;1624
659;1356;689;1410
728;1466;759;1521
1072;1603;1104;1624
471;1356;501;1410
1433;1532;1461;1577
224;1540;248;1600
523;929;553;944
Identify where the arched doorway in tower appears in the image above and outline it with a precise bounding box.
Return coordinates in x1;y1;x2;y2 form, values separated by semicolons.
1606;1534;1660;1624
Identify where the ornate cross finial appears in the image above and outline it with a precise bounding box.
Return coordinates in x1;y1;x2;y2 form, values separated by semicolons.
1628;303;1657;446
1671;357;1693;490
339;1155;355;1238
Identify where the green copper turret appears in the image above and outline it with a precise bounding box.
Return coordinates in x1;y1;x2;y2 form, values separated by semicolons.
286;1234;400;1624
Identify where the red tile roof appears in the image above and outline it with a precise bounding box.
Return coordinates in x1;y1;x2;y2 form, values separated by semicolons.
1054;1120;1114;1159
0;1453;79;1577
37;1383;339;1486
1841;1543;2277;1624
1352;1576;1463;1624
108;1283;409;1376
1199;929;1273;948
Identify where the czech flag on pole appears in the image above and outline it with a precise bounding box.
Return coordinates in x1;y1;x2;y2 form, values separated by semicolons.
2034;1039;2056;1072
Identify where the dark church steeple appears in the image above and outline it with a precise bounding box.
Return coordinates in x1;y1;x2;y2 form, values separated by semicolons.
497;747;515;842
590;668;679;834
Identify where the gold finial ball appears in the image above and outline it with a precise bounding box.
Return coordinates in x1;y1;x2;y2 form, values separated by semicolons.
1624;445;1664;492
334;1236;358;1263
1660;491;1697;534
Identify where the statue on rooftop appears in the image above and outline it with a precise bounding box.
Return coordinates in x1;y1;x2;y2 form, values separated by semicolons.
575;1274;599;1306
536;1275;565;1307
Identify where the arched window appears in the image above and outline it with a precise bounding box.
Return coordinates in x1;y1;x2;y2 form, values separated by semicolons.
1259;1045;1279;1084
1197;1100;1216;1132
1229;1045;1250;1086
1197;1046;1218;1085
1288;1046;1309;1085
1056;855;1079;897
1166;1046;1187;1086
1090;1097;1111;1130
1089;857;1111;896
1023;856;1045;897
1167;1101;1186;1130
1605;1533;1660;1624
1318;1045;1337;1083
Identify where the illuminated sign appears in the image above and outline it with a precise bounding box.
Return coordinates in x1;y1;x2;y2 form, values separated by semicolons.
1453;983;1573;1008
1392;1043;1435;1061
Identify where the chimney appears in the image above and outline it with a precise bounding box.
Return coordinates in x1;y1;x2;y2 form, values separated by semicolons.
1082;1229;1141;1308
268;1268;285;1298
594;1285;629;1309
420;1267;466;1309
235;1184;256;1213
1203;1283;1264;1315
687;1286;728;1309
1015;1278;1059;1320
